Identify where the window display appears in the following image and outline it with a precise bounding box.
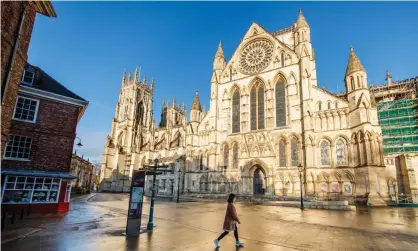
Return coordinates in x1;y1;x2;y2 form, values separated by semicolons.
1;176;61;204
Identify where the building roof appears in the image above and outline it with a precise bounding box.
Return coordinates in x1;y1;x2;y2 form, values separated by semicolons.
345;46;366;76
29;0;57;18
191;91;202;111
23;63;87;102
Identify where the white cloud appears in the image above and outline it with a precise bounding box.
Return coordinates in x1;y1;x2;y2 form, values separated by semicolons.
73;128;108;162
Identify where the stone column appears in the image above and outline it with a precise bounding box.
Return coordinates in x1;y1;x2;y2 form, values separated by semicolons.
330;144;336;168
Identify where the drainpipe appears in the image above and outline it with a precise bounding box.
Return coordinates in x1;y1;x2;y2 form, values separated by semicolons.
1;1;27;101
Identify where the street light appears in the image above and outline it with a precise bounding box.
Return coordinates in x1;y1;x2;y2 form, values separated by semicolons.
176;159;181;203
297;163;304;210
75;137;83;147
147;155;159;231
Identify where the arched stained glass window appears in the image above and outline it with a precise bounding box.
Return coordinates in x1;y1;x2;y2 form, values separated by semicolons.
279;140;286;167
276;80;286;127
224;145;229;169
232;90;240;133
320;141;330;165
137;102;144;125
250;83;265;130
291;138;298;166
233;144;238;169
336;139;346;165
258;85;265;129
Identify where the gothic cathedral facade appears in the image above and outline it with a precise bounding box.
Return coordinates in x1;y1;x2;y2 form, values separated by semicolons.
100;10;391;205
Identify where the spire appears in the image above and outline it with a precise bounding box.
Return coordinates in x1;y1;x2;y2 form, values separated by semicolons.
215;41;225;58
151;78;154;90
191;90;202;111
128;72;131;81
345;46;366;76
162;100;165;108
173;96;176;106
295;9;309;30
143;74;147;85
134;66;139;82
122;70;126;83
214;41;226;71
386;69;392;85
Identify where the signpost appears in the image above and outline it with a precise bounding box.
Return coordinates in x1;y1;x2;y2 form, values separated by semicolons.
125;170;146;236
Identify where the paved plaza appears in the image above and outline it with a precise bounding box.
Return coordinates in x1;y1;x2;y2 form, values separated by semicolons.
2;193;418;251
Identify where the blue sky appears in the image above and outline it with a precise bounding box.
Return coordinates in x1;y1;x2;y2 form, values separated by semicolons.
28;1;418;161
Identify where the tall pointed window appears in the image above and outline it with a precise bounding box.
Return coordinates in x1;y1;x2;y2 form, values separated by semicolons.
250;82;265;130
232;90;240;133
320;141;331;165
336;139;346;165
291;138;298;166
276;80;286;127
137;101;144;125
233;144;238;169
224;145;229;169
350;77;355;91
279;139;286;167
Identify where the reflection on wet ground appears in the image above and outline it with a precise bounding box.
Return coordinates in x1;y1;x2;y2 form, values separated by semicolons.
2;193;418;251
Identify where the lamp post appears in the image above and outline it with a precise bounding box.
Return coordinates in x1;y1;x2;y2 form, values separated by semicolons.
298;163;304;210
75;137;83;147
147;157;159;231
176;159;181;203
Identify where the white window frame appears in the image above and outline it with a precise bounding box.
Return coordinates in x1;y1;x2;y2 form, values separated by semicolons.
21;69;35;85
3;135;33;161
64;183;72;202
1;176;62;204
12;96;40;123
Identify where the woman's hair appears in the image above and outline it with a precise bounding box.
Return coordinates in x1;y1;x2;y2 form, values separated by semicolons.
227;193;236;203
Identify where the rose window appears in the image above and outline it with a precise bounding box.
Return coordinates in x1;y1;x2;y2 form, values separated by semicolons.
239;39;274;75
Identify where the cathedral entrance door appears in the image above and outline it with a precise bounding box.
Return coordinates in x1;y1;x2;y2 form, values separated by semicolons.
253;167;265;195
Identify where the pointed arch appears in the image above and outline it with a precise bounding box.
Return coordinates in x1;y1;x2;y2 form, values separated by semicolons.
137;101;145;125
319;139;331;165
223;143;229;169
232;142;239;169
290;137;299;166
273;72;287;128
232;88;240;133
250;78;266;130
229;83;241;98
278;138;286;167
280;51;285;67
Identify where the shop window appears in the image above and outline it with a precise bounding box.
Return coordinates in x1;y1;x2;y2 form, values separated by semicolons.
1;176;61;204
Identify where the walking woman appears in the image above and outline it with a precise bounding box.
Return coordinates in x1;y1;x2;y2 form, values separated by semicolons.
214;193;244;248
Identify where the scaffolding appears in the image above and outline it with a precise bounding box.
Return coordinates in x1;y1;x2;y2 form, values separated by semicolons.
378;99;418;154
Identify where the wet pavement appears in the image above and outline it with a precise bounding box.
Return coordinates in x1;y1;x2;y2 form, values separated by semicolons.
2;193;418;251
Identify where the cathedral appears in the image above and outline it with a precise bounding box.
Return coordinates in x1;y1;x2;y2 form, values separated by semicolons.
100;10;393;205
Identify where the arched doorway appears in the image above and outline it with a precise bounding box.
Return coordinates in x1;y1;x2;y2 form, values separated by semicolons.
253;167;265;195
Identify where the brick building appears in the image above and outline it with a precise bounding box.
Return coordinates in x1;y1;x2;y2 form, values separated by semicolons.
1;62;88;214
1;1;56;156
71;153;94;194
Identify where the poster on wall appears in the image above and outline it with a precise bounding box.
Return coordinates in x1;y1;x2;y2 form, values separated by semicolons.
344;183;352;194
331;183;340;193
126;171;145;236
320;183;327;193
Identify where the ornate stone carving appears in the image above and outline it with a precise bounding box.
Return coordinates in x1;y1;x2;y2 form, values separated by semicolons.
238;39;274;75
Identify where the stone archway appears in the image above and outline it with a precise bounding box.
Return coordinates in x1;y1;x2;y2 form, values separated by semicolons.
242;159;271;195
253;167;266;195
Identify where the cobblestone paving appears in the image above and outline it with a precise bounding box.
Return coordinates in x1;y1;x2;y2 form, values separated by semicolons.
2;193;417;251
